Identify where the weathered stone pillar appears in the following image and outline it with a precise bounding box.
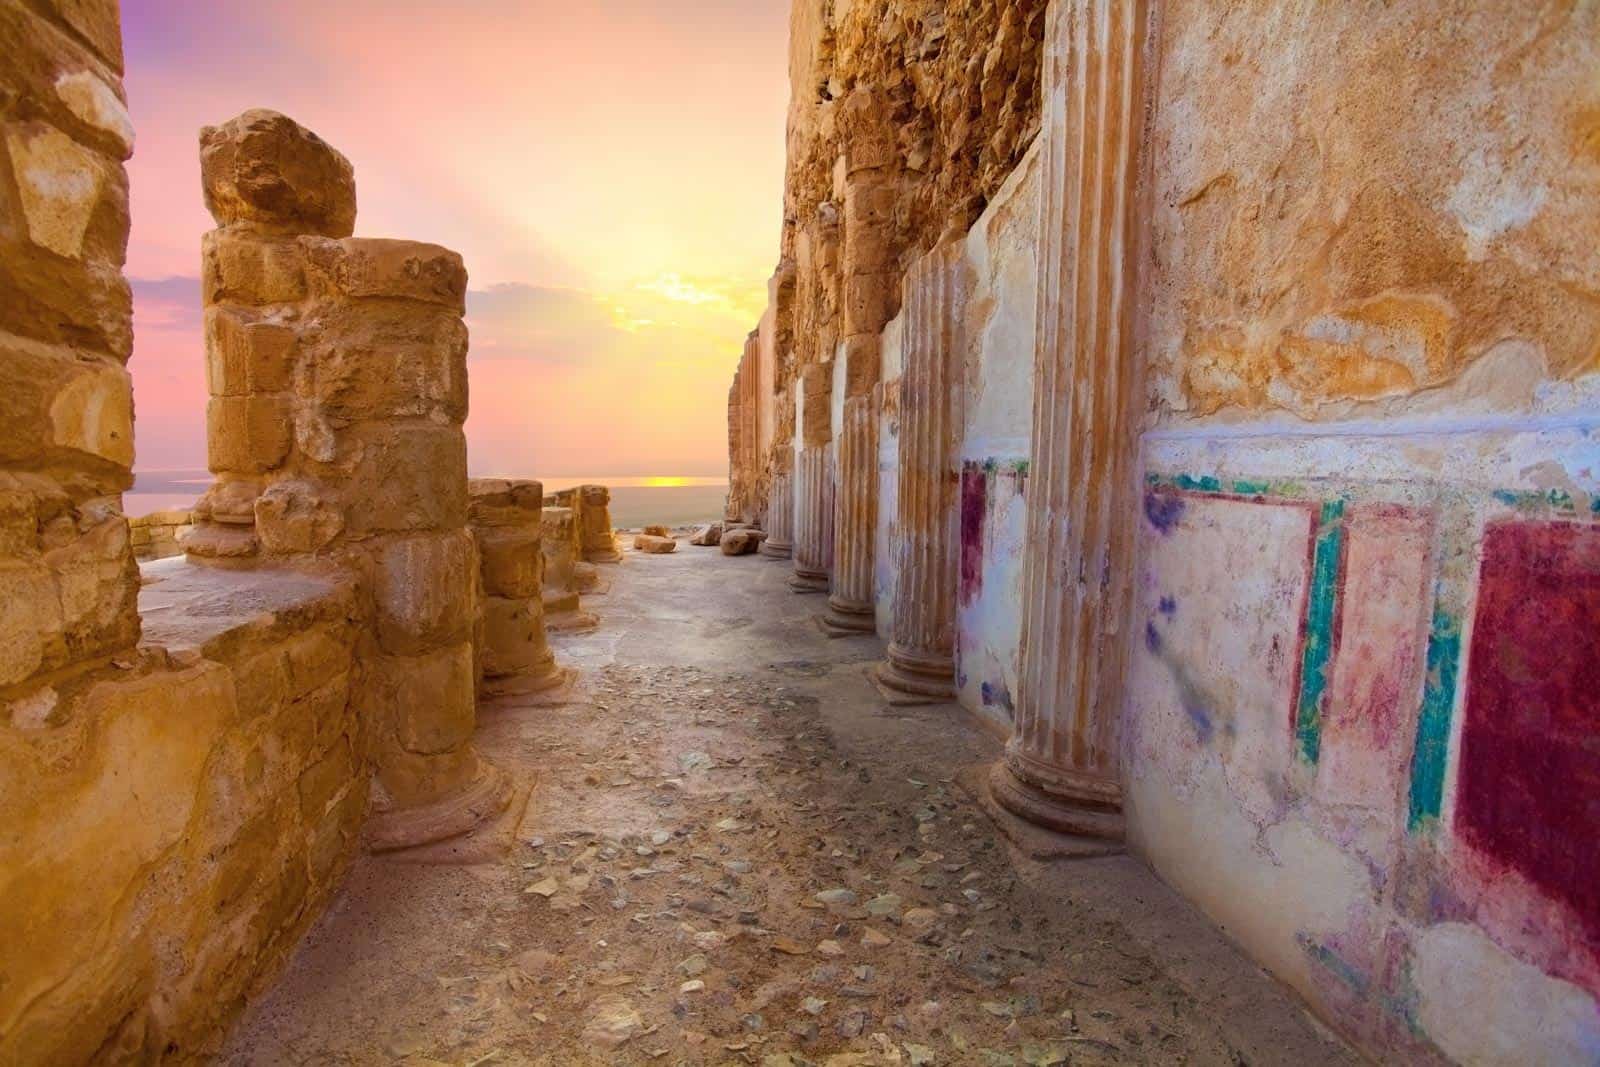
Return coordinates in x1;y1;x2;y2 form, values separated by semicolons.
822;87;898;629
0;0;140;696
539;503;599;632
469;478;565;695
762;469;794;558
553;483;619;563
185;110;508;851
877;240;968;696
821;395;878;633
990;0;1150;839
791;360;835;592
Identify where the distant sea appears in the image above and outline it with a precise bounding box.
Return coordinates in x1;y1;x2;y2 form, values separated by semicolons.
125;471;729;529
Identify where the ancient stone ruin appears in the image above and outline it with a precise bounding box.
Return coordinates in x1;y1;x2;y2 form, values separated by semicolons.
2;0;1598;1063
722;0;1600;1061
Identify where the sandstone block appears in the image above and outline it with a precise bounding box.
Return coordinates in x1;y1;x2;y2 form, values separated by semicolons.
0;561;55;686
200;110;356;237
206;395;292;474
689;522;724;546
302;237;467;312
205;306;295;395
254;480;343;554
720;529;768;556
634;534;677;554
380;642;476;756
0;247;133;361
479;596;554;678
642;524;671;537
840;334;882;398
475;526;542;599
202;230;307;305
373;530;477;654
297;735;356;820
4;122;115;260
468;478;544;528
343;424;467;534
298;312;467;422
843;273;894;335
0;336;133;469
194;477;262;525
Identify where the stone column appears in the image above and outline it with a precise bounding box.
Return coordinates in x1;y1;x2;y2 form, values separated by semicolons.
0;0;140;696
469;478;565;696
822;87;898;629
554;484;619;563
821;395;879;633
990;0;1150;839
186;110;508;851
762;469;794;558
877;240;968;696
791;360;835;592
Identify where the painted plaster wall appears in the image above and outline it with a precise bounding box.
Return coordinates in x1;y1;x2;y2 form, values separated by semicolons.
952;141;1039;732
1125;2;1600;1062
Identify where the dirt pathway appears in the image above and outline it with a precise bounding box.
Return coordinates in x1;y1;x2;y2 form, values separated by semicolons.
220;541;1358;1066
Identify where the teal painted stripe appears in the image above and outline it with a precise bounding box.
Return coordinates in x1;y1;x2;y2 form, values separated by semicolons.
1293;498;1345;764
1407;602;1462;831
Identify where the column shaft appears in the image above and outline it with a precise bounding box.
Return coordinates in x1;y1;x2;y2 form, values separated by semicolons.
822;395;879;632
878;241;966;695
991;0;1150;839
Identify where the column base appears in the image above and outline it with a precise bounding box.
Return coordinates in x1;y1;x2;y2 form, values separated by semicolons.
584;549;623;564
873;642;955;701
760;538;793;559
365;760;514;853
483;661;572;701
789;568;829;594
988;758;1124;840
819;594;875;636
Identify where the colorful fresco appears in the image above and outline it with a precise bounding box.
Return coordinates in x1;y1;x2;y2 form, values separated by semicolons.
1456;519;1600;963
1130;468;1600;1058
954;459;1028;729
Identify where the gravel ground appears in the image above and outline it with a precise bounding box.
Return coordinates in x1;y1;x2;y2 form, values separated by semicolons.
220;539;1358;1067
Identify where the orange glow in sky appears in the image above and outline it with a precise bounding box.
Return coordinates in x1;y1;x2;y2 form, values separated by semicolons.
121;0;789;478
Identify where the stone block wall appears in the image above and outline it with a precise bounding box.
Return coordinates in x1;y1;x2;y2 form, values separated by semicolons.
1;561;366;1063
130;508;194;561
0;0;140;695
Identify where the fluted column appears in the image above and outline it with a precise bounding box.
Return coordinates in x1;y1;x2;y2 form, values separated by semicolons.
877;240;967;694
791;360;835;592
990;0;1151;839
821;395;879;633
762;470;794;558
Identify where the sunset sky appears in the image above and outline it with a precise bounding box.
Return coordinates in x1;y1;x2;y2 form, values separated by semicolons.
121;0;790;479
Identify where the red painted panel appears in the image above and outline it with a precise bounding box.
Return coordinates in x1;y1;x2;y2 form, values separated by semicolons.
1456;519;1600;945
1317;505;1433;823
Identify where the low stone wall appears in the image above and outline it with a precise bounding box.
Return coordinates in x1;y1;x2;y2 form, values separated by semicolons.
0;559;366;1062
130;508;194;561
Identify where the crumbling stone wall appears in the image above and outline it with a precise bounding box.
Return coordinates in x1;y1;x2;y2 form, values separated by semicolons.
0;13;375;1059
182;110;506;853
0;0;140;694
130;508;194;561
729;0;1046;501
